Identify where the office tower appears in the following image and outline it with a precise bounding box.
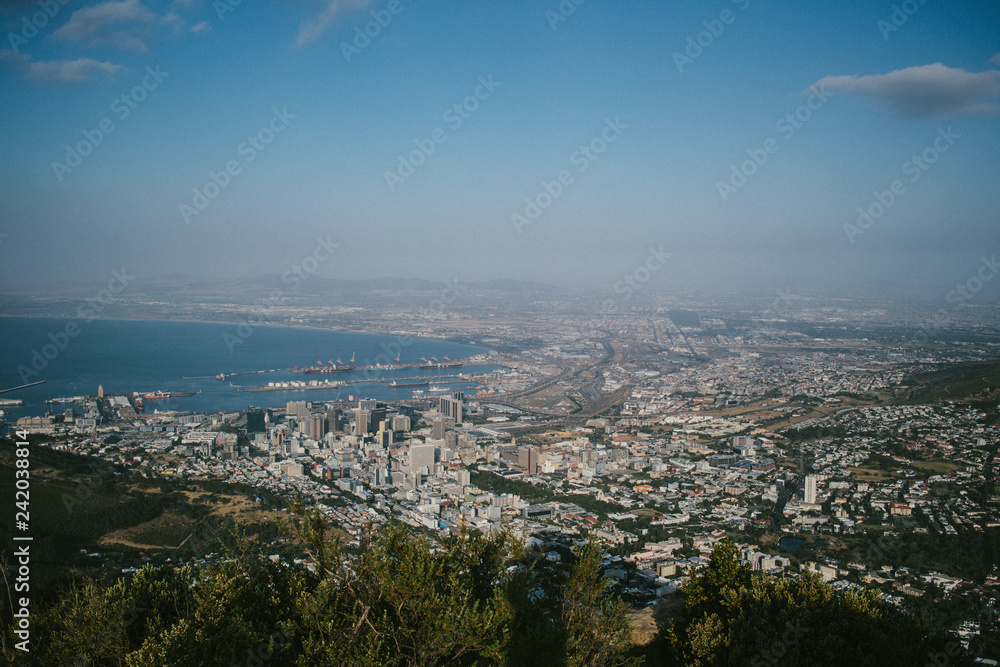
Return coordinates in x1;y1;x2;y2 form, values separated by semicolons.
455;469;470;487
354;409;370;436
377;422;393;447
432;417;446;440
392;415;411;432
309;413;325;441
804;475;817;504
359;398;377;412
287;401;308;419
444;432;457;450
326;408;341;433
410;443;435;474
371;407;386;430
438;396;463;424
518;445;539;474
247;407;266;434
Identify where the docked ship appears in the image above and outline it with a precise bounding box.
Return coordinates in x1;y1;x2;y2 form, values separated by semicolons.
301;355;356;374
143;390;200;399
387;380;429;388
416;356;463;369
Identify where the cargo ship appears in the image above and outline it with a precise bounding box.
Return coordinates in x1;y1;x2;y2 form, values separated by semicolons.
300;356;356;374
143;390;200;399
417;356;462;370
387;380;429;388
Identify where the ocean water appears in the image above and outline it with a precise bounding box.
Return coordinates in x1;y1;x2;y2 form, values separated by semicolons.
0;317;491;420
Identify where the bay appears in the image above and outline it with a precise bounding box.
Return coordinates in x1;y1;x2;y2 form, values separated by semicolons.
0;316;491;420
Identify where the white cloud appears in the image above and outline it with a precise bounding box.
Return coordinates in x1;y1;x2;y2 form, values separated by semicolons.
51;0;159;52
295;0;371;48
989;52;1000;67
191;20;211;33
811;63;1000;117
0;49;121;83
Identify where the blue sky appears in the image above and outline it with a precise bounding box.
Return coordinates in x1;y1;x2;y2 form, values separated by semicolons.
1;0;998;299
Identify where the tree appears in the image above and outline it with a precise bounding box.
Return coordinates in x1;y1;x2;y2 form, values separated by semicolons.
561;538;639;667
661;539;971;666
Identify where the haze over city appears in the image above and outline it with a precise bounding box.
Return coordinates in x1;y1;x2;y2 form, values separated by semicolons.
1;0;998;298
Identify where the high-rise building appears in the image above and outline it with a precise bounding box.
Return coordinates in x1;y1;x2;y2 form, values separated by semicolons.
439;396;463;424
392;415;411;432
309;413;326;441
432;417;447;439
354;409;370;436
359;398;377;412
247;407;266;434
804;475;817;504
370;407;386;430
410;443;435;474
518;445;539;474
326;408;341;433
287;401;309;419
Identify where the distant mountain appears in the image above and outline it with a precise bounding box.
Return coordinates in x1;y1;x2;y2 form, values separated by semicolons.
0;273;564;299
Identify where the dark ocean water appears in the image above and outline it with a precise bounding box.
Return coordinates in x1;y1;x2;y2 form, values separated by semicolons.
0;317;490;420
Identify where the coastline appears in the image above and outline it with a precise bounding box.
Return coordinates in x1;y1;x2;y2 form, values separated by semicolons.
0;313;484;352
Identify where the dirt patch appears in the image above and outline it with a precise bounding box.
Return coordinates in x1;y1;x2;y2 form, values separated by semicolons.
630;607;659;646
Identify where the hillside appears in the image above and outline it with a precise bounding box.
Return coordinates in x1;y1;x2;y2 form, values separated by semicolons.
901;359;1000;405
0;438;284;584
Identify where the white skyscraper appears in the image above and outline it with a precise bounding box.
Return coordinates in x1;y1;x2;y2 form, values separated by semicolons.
804;475;817;504
410;444;435;475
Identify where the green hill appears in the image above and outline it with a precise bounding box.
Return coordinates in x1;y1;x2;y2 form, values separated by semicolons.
901;359;1000;405
0;437;280;585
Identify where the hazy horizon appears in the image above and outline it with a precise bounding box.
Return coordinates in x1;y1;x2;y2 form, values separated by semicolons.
2;1;998;302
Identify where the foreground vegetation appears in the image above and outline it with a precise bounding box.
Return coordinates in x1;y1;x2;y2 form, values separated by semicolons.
3;503;975;667
2;500;638;667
